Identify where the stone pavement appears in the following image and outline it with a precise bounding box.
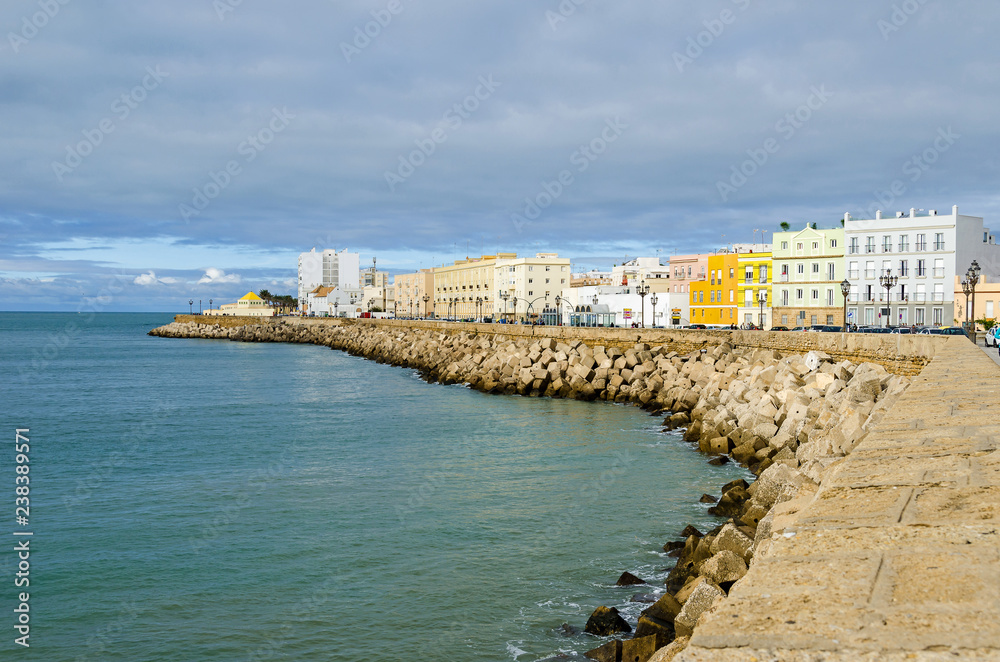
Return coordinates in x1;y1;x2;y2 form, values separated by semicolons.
677;335;1000;661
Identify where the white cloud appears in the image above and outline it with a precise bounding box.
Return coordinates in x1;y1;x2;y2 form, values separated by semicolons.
134;271;160;286
198;268;241;284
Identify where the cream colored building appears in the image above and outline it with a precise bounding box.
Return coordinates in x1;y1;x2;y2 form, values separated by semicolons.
205;292;276;317
394;270;434;317
494;253;571;321
433;253;515;319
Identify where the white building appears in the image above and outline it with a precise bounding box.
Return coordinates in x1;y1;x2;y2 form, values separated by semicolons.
563;284;668;327
305;285;365;317
297;249;361;311
611;257;671;289
843;206;1000;327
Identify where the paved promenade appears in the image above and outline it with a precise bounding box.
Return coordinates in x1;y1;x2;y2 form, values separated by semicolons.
677;335;1000;661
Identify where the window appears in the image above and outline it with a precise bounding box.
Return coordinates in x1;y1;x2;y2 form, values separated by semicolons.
898;309;907;325
528;266;534;271
528;291;533;296
986;300;995;318
865;307;875;325
933;283;944;302
811;314;818;325
781;241;788;250
899;235;909;252
915;283;926;302
745;290;753;306
797;263;805;274
745;268;753;284
797;242;803;250
848;261;859;279
898;284;907;301
934;233;945;250
916;259;926;277
545;265;551;271
865;261;875;279
865;284;874;300
866;236;876;253
726;290;731;302
781;314;788;324
729;268;735;278
827;263;835;280
933;308;943;325
915;234;926;251
899;260;908;277
933;258;944;278
528;278;533;283
710;291;715;303
796;288;803;300
849;237;859;254
848;307;857;323
827;314;835;324
882;235;892;252
812;241;819;250
811;289;819;300
830;239;838;248
781;290;789;305
545;278;550;284
812;263;820;273
826;289;834;305
915;308;925;325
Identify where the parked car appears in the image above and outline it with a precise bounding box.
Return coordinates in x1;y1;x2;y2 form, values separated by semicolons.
820;325;843;332
687;324;707;329
986;326;1000;347
789;326;806;332
921;326;967;336
889;326;912;334
770;325;789;331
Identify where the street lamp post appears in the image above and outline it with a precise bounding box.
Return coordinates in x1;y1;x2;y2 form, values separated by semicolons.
199;299;202;315
500;291;509;322
422;294;430;318
209;298;213;314
840;279;851;331
188;299;193;314
878;269;898;329
649;293;658;327
334;301;339;318
962;279;972;334
967;260;981;335
637;279;650;328
757;290;767;329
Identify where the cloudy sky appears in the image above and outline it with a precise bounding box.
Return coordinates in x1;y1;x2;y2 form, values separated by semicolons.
1;0;997;310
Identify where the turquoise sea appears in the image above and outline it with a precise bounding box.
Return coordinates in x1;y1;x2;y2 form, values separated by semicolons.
0;313;747;661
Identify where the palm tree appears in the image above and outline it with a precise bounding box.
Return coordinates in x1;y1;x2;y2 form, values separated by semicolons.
258;289;273;308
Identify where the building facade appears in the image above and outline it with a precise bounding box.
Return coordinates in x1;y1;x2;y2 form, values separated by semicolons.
954;275;1000;329
689;253;739;325
394;270;434;317
205;291;276;317
433;253;516;319
494;253;572;321
771;227;845;327
736;249;773;328
844;206;1000;327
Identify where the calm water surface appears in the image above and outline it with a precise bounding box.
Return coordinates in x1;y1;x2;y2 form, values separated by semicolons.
0;313;747;661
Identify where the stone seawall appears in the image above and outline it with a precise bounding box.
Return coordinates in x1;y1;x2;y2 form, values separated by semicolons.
149;316;956;660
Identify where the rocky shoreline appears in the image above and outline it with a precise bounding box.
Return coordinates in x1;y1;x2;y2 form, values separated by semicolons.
149;319;909;662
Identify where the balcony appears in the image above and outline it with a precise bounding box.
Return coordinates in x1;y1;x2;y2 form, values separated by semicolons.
933;268;945;278
932;292;945;302
780;274;789;282
848;270;859;279
915;242;927;252
934;242;945;251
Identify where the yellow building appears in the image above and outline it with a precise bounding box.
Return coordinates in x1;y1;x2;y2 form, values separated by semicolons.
205;292;276;317
736;251;772;328
433;254;516;319
689;253;739;325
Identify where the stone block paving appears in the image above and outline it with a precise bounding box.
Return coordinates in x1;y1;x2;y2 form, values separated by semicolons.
677;336;1000;661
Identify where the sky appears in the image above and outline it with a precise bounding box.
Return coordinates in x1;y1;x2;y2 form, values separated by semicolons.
1;0;998;311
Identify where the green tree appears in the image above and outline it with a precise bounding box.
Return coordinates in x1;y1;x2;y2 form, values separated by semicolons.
779;222;790;231
257;289;273;307
810;222;817;229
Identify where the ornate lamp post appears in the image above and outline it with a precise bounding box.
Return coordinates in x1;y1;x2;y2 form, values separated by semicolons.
637;278;650;328
967;260;981;335
188;299;193;314
500;291;509;322
422;294;430;318
209;298;213;314
961;278;972;334
878;269;898;329
757;290;767;329
334;301;339;318
840;279;851;331
650;293;658;327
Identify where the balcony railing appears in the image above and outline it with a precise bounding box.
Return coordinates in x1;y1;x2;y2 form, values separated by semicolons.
932;292;945;302
933;268;945;278
848;270;859;279
915;242;927;251
934;242;945;250
780;274;789;282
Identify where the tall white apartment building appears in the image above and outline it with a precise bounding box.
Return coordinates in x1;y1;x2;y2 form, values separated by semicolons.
843;206;1000;327
297;249;361;310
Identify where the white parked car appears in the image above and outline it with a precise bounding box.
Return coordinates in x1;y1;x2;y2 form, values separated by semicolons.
986;326;1000;347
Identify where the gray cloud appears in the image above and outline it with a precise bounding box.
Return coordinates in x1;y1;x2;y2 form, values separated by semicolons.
1;0;998;309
